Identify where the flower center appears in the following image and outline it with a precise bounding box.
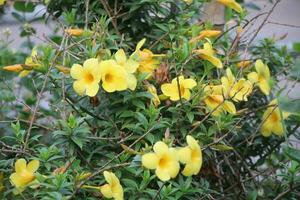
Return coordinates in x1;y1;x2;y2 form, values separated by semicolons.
84;73;94;84
105;73;114;83
158;155;170;169
270;112;279;122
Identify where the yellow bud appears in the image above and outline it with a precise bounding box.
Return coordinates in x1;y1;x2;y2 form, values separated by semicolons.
3;64;23;72
237;60;251;68
65;28;84;36
55;65;70;74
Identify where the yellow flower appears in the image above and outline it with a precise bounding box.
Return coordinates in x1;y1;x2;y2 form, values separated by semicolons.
216;0;243;13
237;60;251;68
189;30;222;43
142;141;180;181
161;76;197;101
65;28;84;36
203;84;236;116
147;84;161;107
247;59;271;95
261;99;289;137
132;38;165;77
100;171;123;200
10;159;39;193
221;68;252;102
178;135;202;176
193;42;223;68
114;49;139;90
0;0;5;5
0;172;4;192
70;58;101;97
99;60;128;93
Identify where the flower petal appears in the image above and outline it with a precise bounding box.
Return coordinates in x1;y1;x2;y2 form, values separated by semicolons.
183;79;197;89
201;54;223;68
142;153;158;169
182;162;201;176
136;38;146;51
10;173;22;188
73;80;86;96
182;89;191;100
26;160;39;173
161;83;179;101
115;49;127;65
169;161;180;178
85;83;99;97
127;73;137;91
70;64;84;80
153;141;169;155
222;100;236;114
186;135;200;150
258;79;270;96
255;60;270;79
15;159;27;173
100;184;113;198
247;72;258;84
178;147;192;164
155;167;170;181
124;59;139;73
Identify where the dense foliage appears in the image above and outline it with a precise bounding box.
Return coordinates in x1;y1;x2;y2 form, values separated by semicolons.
0;0;300;199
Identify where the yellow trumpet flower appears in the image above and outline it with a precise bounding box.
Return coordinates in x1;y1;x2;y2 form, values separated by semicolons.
216;0;243;13
65;28;84;36
70;58;102;97
194;42;223;68
247;59;271;95
100;171;124;200
261;99;290;137
142;141;180;181
161;75;197;101
178;135;202;176
114;49;139;90
10;159;39;193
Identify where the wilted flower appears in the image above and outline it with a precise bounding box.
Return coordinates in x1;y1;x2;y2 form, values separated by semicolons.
178;135;202;176
142;141;180;181
237;60;251;68
216;0;243;13
10;159;39;193
100;171;124;200
70;58;101;97
99;60;128;93
114;49;139;90
194;42;223;68
161;76;197;101
261;99;289;137
247;59;271;95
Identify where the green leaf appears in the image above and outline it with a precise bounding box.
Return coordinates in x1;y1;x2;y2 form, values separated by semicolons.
14;2;35;12
293;42;300;53
211;144;234;151
290;59;300;79
283;145;300;163
278;96;300;116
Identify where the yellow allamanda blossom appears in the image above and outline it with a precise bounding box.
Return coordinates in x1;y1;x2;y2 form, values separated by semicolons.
142;141;180;181
3;47;42;77
247;59;271;95
216;0;243;13
161;76;197;101
10;159;39;193
83;171;123;200
221;68;253;102
178;135;202;176
99;60;128;93
0;0;5;5
101;171;124;200
114;49;139;90
194;42;223;68
203;84;236;116
147;84;161;107
189;30;222;44
70;58;102;97
132;38;165;76
261;99;289;137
